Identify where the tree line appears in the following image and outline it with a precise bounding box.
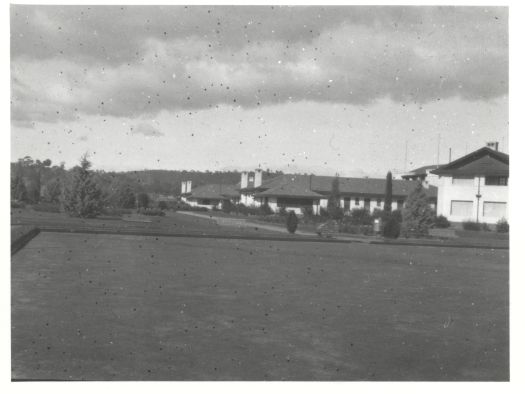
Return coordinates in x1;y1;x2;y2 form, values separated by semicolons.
11;154;284;217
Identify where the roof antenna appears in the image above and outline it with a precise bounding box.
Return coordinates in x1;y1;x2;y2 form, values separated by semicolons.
449;147;452;163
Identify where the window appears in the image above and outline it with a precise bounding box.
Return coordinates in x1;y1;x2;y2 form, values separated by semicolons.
452;177;474;186
364;198;371;210
397;200;404;209
343;197;350;211
483;202;507;218
485;176;508;186
450;200;473;217
355;197;360;205
376;198;382;206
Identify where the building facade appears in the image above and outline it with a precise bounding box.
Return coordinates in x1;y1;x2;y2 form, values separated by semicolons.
240;172;437;215
431;146;509;224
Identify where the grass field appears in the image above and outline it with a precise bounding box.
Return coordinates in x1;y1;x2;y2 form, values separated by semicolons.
12;232;508;381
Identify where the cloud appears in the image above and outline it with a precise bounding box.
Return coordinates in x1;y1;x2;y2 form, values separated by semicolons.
10;6;508;124
131;122;164;137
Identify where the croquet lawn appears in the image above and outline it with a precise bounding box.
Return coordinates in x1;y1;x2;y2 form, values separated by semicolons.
12;232;508;381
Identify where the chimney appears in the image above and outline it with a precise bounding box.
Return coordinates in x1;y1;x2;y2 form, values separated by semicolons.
487;141;499;151
254;169;263;188
186;180;192;193
181;181;186;194
241;172;248;189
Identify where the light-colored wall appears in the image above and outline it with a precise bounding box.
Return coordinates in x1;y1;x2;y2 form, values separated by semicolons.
240;192;262;207
436;176;508;224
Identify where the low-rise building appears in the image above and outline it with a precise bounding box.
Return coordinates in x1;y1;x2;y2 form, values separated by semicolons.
430;145;509;224
241;172;437;215
180;180;239;209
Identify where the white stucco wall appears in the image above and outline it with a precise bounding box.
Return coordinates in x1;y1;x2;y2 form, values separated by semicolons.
240;193;262;207
436;176;508;224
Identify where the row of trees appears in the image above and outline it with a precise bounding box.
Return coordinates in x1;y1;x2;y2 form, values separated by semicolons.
11;154;158;218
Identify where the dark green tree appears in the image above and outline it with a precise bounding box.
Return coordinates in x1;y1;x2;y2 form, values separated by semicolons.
137;192;150;209
41;178;62;203
327;176;343;220
384;171;393;212
63;154;103;218
401;182;434;238
11;173;28;202
117;184;136;209
286;211;298;234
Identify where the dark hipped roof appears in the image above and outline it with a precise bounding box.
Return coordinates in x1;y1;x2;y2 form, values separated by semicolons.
188;184;239;200
431;146;509;177
255;175;324;198
254;174;437;199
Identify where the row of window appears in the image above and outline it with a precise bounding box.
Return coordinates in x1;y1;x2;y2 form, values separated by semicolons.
342;197;404;210
450;200;507;218
452;176;508;186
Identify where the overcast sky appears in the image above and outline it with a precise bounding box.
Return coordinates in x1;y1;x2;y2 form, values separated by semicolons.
10;5;508;176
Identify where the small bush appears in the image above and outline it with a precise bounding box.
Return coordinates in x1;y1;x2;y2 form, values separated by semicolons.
259;203;273;216
157;201;168;210
462;221;481;231
137;192;150;209
31;202;61;213
301;205;314;217
137;208;166;216
339;222;374;235
434;215;451;228
237;203;262;216
278;206;288;216
222;200;234;214
319;207;330;218
382;211;401;238
349;208;373;225
286;211;298;234
496;218;509;233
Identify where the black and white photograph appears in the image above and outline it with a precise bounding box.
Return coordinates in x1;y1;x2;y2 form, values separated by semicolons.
8;1;515;384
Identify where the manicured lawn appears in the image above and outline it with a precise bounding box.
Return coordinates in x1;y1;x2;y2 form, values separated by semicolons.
12;232;508;380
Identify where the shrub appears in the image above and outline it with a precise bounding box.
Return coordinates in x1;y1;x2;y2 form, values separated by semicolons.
222;199;234;213
349;208;373;225
434;215;451;228
462;221;481;231
137;208;166;216
286;211;298;234
339;222;374;235
301;205;314;217
32;202;61;213
259;203;273;216
237;203;262;216
137;192;150;209
496;218;509;233
11;174;28;202
382;211;401;238
401;182;434;238
157;201;168;210
319;207;330;218
278;206;288;216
